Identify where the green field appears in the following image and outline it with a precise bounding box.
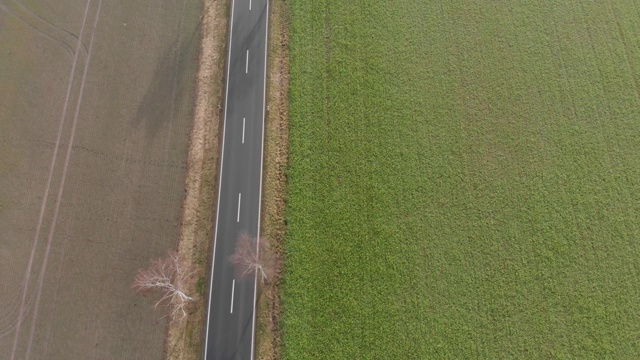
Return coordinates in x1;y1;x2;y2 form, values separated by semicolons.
281;1;640;358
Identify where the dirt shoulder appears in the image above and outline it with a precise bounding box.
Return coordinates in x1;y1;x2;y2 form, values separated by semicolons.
165;0;228;359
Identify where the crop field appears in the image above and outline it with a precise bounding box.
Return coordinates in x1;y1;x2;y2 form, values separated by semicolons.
282;1;640;358
0;0;201;358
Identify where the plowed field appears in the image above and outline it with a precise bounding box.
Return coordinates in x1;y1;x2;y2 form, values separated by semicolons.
0;0;202;358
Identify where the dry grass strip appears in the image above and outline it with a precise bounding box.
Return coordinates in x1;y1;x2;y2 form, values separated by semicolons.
255;0;290;358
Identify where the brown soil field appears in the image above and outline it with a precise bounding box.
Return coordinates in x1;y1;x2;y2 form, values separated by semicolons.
0;0;203;358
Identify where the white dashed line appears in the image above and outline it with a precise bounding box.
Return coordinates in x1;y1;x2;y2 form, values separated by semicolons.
237;193;242;222
249;0;251;10
242;117;246;144
246;50;249;74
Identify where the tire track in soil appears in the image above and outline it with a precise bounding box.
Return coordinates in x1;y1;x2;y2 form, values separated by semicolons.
0;293;35;338
2;138;188;169
23;1;102;358
0;0;87;58
7;0;92;357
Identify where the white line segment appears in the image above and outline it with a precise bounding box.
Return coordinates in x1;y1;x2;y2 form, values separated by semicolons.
250;1;270;359
204;0;235;357
230;279;235;313
242;117;246;144
246;50;249;74
237;193;241;222
249;0;252;10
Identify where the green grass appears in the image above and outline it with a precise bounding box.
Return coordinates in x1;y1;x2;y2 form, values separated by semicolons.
281;0;640;358
196;276;205;296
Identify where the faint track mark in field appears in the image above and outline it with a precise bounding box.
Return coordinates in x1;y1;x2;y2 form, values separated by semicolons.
0;286;29;334
2;138;188;169
53;214;178;226
0;241;31;331
608;1;640;103
323;1;332;146
8;0;92;356
0;293;35;338
0;290;23;325
41;214;76;357
0;0;87;57
71;143;188;169
23;0;102;357
158;0;188;231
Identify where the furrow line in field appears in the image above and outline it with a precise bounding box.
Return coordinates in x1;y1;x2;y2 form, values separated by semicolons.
9;0;93;357
23;1;102;358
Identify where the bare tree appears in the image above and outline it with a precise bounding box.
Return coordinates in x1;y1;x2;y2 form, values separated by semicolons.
230;232;278;283
132;251;194;323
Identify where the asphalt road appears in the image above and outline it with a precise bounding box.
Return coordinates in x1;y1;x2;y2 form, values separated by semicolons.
203;0;269;359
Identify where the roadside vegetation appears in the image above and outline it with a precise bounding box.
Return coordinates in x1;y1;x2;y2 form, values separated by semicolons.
254;0;290;358
281;1;640;358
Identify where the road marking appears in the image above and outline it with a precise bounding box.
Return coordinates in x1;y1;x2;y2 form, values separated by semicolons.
251;2;270;359
230;279;235;313
246;50;249;74
237;193;242;222
249;0;251;10
204;0;235;357
242;117;246;144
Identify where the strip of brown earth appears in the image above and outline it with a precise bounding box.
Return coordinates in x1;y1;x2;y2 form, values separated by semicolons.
256;0;290;358
165;0;228;359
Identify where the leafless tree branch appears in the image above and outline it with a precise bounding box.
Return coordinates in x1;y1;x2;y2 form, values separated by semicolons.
230;232;278;284
132;251;194;323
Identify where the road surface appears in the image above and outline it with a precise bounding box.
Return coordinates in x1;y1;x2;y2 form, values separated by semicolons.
203;0;269;359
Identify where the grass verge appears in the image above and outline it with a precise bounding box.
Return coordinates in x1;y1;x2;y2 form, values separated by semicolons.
255;0;290;358
282;1;640;358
